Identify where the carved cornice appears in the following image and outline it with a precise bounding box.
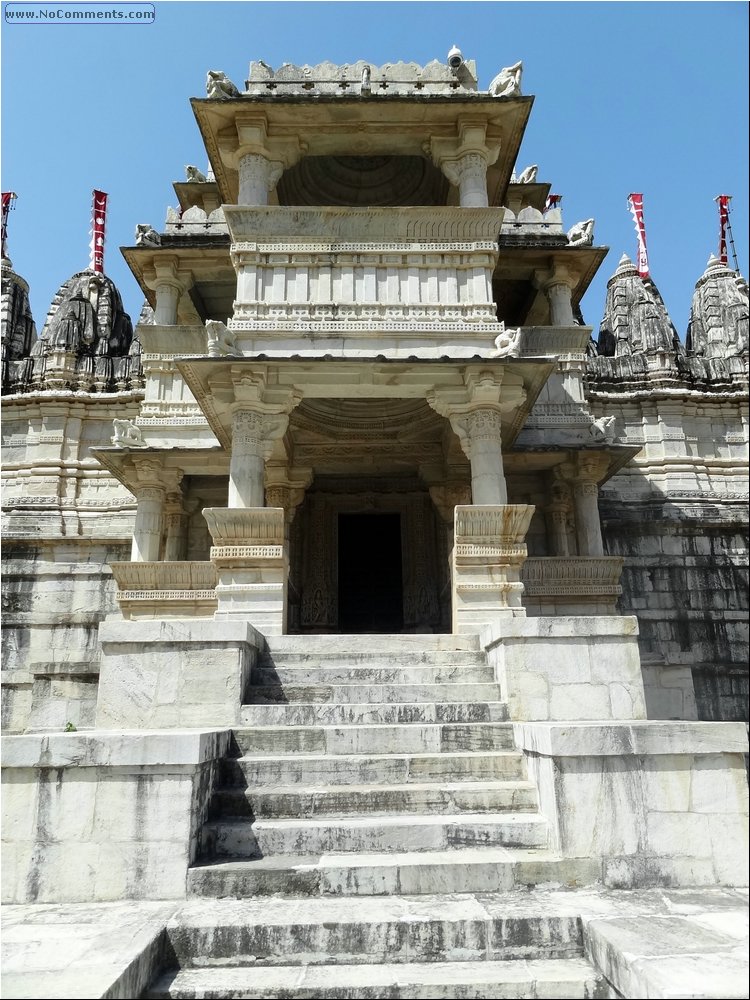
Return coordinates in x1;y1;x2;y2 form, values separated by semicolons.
224;205;506;245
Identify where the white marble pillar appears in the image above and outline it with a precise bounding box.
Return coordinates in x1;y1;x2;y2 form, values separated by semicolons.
238;153;283;206
131;485;165;562
228;409;266;508
573;480;604;556
153;282;180;325
458;408;507;504
546;279;576;326
442;152;489;208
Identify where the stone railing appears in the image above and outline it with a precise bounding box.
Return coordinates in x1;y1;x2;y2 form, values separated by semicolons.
110;561;218;620
222;206;507;357
521;556;624;616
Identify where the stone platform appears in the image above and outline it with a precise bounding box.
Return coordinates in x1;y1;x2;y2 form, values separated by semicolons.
2;887;747;999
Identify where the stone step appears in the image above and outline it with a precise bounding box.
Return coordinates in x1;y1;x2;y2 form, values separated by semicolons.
157;893;587;968
146;957;606;998
240;701;509;727
212;779;539;819
229;723;516;757
221;750;526;787
247;682;503;705
259;649;487;668
264;634;481;655
202;812;548;857
252;662;494;684
188;848;599;898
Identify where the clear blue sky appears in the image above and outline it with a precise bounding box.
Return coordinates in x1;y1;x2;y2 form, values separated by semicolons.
2;1;748;337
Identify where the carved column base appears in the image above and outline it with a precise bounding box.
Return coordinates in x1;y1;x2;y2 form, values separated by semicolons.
204;507;287;634
451;504;535;634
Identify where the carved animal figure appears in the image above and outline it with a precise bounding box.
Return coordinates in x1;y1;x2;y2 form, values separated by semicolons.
516;165;538;184
567;219;595;246
112;419;145;447
206;70;240;99
185;165;207;183
205;319;238;358
589;415;616;443
493;325;522;357
488;61;522;97
135;224;160;247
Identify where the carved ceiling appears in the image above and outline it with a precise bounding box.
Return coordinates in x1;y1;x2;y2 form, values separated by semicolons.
277;155;449;207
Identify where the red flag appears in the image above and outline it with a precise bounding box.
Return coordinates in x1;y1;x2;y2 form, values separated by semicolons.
89;190;108;273
1;191;17;260
716;195;731;265
544;194;562;213
627;193;649;277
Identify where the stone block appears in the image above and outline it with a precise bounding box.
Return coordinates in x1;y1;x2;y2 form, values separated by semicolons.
646;811;712;858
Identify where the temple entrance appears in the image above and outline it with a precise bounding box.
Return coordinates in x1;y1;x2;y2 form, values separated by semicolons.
338;513;404;633
291;477;450;634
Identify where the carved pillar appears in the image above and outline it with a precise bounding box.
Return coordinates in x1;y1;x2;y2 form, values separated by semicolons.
572;455;609;556
149;257;185;325
441;152;490;208
430;120;501;209
545;478;573;557
238;153;283;205
452;408;507;504
228;409;292;508
535;264;577;327
163;474;187;561
229;410;266;508
573;480;604;557
130;459;166;562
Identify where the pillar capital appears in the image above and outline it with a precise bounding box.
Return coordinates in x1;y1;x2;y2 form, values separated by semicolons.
428;120;500;209
131;456;165;491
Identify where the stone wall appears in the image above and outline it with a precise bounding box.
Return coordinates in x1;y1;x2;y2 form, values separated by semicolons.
1;729;230;903
1;540;131;734
600;502;749;723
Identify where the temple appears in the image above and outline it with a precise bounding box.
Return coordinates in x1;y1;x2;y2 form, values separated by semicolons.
1;53;748;999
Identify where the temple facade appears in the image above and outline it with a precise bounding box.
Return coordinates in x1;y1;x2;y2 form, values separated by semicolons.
1;53;748;998
2;57;747;733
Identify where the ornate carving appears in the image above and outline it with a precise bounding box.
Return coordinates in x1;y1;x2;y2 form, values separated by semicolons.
687;256;749;360
185;165;207;183
112;418;146;448
596;254;681;358
567;219;595;246
588;414;617;443
134;224;160;247
493;326;522;357
206;319;238;358
206;70;240;99
488;61;522;97
515;164;538;184
522;557;624;596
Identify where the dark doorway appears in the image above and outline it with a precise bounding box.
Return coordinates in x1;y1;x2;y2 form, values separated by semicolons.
338;513;404;632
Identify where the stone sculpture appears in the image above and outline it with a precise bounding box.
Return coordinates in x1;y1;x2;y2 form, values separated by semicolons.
361;65;371;94
185;165;207;183
589;414;616;443
206;70;240;99
205;319;238;357
492;325;522;357
112;418;145;447
567;219;595;246
135;224;161;247
516;165;538;184
488;61;522;97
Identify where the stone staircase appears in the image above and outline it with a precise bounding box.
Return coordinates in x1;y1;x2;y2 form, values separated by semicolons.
147;635;609;998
